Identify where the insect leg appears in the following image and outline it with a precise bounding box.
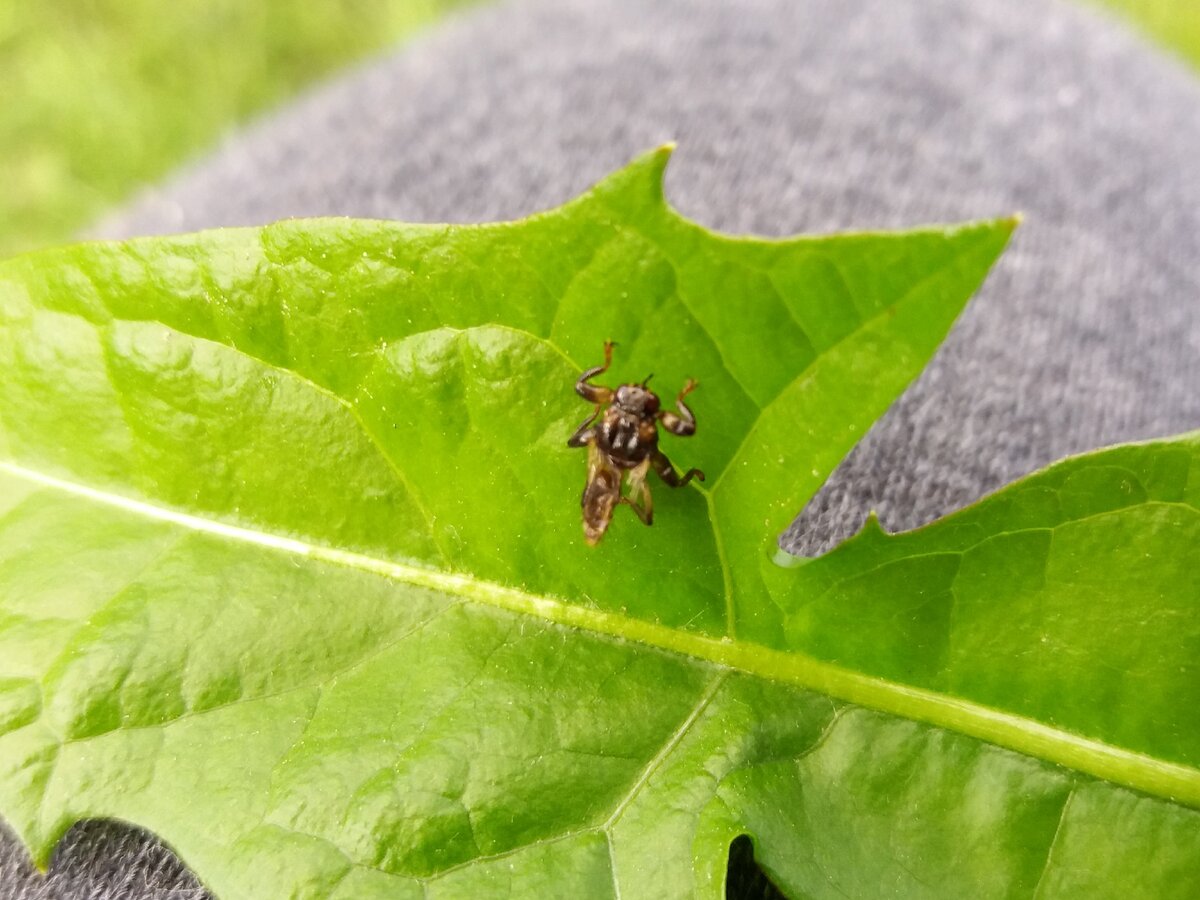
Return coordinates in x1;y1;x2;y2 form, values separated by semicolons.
651;448;704;487
566;408;601;447
658;378;698;436
575;340;617;404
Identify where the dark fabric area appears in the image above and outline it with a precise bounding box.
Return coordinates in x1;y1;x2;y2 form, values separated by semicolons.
0;820;206;899
5;0;1198;895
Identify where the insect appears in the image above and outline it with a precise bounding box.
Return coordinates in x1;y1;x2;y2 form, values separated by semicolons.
567;340;705;545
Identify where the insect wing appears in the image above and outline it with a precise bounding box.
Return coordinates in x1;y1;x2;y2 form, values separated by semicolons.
582;443;622;545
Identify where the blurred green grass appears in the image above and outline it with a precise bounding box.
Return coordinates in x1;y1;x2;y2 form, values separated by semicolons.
0;0;476;259
1093;0;1200;72
1;0;1197;260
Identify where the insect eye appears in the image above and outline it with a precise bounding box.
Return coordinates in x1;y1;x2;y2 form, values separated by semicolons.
645;394;660;414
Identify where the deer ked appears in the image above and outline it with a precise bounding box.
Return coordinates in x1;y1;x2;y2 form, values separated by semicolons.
567;341;705;545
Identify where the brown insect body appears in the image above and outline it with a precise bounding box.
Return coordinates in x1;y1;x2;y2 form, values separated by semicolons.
567;341;704;545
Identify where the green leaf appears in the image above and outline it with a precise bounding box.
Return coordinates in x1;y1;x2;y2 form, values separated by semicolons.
0;147;1194;899
0;0;482;258
1087;0;1200;75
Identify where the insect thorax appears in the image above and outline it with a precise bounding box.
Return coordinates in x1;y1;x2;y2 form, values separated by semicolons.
598;408;656;467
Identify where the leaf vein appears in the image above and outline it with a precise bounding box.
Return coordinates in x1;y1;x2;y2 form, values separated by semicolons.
3;460;1198;809
603;670;729;831
1030;788;1076;899
707;228;1001;495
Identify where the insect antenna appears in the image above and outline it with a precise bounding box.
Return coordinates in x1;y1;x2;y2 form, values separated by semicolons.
642;373;654;387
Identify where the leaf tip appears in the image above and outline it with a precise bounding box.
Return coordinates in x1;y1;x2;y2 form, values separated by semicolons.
586;144;676;214
973;213;1021;260
847;509;890;548
641;141;676;195
864;510;896;541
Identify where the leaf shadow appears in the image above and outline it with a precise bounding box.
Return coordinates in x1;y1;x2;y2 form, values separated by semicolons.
726;833;791;900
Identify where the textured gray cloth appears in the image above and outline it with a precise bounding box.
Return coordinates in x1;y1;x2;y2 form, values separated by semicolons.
5;0;1199;896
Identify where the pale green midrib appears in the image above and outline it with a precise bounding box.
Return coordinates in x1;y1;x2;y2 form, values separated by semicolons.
1;459;1197;811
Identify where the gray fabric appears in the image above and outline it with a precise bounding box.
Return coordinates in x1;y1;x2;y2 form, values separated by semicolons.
0;821;206;900
5;0;1199;895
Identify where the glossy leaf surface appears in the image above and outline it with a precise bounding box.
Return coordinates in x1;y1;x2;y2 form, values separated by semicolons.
1;149;1196;898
